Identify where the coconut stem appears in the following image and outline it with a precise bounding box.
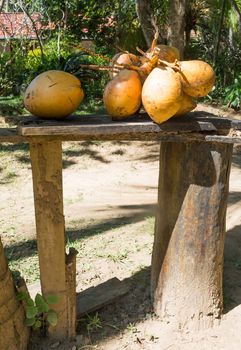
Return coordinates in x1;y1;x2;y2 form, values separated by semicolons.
79;47;112;63
78;64;120;72
116;46;130;54
78;63;143;74
158;59;181;72
136;47;147;57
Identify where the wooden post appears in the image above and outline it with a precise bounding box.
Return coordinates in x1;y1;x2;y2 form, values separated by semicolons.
30;141;75;339
66;248;77;340
151;141;233;330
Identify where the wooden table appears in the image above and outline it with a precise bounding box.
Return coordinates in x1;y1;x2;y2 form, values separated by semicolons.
2;111;241;338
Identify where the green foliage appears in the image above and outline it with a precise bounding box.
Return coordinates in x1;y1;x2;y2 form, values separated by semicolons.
84;313;102;334
0;43;27;95
64;48;111;101
185;0;241;109
0;96;24;115
223;75;241;110
17;292;59;333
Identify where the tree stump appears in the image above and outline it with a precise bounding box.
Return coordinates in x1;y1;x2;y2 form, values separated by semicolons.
0;237;29;350
151;141;233;330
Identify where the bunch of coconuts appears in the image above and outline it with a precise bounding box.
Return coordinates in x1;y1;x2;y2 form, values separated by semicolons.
24;36;215;124
103;43;215;124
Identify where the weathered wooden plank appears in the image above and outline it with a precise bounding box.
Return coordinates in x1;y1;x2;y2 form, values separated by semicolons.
1;127;241;143
18;112;241;138
29;141;69;339
77;277;129;316
20;131;241;144
151;141;233;330
66;248;78;340
0;128;25;143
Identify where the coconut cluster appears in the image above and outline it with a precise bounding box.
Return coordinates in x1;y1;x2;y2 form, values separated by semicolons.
103;44;215;124
23;40;215;123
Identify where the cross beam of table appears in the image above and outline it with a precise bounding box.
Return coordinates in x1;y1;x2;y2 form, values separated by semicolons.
16;112;241;336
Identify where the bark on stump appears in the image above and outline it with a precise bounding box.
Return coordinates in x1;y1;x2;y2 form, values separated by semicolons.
0;238;29;350
151;141;233;330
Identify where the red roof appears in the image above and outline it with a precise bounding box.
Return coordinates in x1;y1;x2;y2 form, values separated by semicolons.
0;12;54;40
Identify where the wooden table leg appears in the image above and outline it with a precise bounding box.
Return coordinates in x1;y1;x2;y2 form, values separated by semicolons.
30;140;76;339
151;141;233;330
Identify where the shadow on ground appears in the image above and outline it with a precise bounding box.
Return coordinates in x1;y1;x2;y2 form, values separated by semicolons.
3;203;156;262
224;224;241;312
232;146;241;169
28;266;152;350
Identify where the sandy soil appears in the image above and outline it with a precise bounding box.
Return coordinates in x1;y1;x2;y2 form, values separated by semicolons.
0;104;241;349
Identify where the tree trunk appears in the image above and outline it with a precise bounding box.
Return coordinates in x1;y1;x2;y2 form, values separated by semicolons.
168;0;186;58
151;141;233;330
213;0;226;65
230;0;241;33
135;0;158;47
0;237;29;349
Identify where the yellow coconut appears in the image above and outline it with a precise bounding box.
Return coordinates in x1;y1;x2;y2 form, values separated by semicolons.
110;53;141;78
179;60;215;97
103;69;142;119
24;70;84;118
142;67;182;124
174;93;197;117
148;45;180;62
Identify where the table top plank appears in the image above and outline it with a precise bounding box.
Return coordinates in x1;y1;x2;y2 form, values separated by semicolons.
17;111;241;143
18;111;241;133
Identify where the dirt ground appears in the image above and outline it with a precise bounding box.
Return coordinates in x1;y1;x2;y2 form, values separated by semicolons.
1;104;241;349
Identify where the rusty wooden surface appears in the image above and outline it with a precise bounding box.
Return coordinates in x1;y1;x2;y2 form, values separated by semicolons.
151;141;233;330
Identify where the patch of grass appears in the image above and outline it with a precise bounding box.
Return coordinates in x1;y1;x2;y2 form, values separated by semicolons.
0;143;30;183
0;95;25;116
85;313;102;333
9;255;40;284
5;216;154;286
98;250;130;263
1;171;17;184
126;322;138;334
76;98;105;115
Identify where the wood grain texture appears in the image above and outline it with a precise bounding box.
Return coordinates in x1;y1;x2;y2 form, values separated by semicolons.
0;127;25;143
77;278;129;316
66;248;78;340
151;141;233;330
29;141;69;339
0;238;29;350
18;112;241;144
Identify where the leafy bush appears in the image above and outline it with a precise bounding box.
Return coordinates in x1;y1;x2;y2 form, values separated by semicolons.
0;34;111;104
64;47;111;101
17;292;59;334
186;35;241;109
0;46;26;95
223;75;241;110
